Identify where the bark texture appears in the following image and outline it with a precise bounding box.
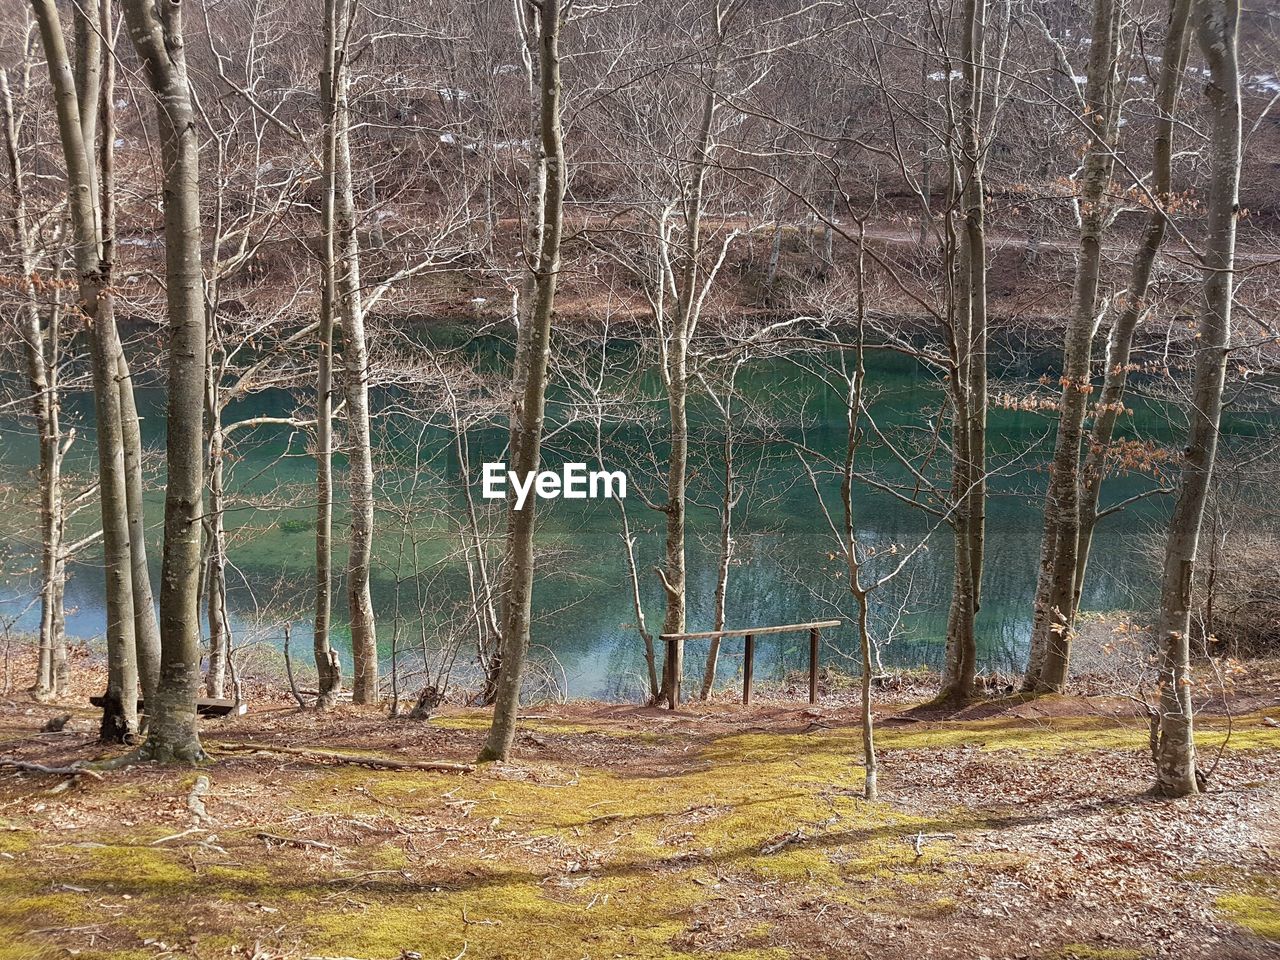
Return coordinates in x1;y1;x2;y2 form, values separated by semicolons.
331;0;378;704
1152;0;1240;798
30;0;139;741
1024;0;1122;693
480;0;564;763
938;0;988;705
312;0;343;709
1071;0;1194;625
0;63;67;701
120;0;208;762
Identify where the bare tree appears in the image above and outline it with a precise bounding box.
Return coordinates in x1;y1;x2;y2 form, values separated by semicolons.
1024;0;1125;693
480;0;565;763
1151;0;1241;798
0;40;69;701
329;0;379;705
314;0;343;709
119;0;208;762
1068;0;1195;654
29;0;140;741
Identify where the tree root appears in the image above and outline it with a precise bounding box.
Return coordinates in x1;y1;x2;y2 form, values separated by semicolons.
208;740;474;773
0;757;104;780
92;736;208;771
187;774;212;822
256;832;338;851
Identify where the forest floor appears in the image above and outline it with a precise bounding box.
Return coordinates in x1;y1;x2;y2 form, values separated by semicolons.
0;659;1278;960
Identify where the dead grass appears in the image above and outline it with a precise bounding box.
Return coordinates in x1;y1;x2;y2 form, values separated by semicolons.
0;665;1277;960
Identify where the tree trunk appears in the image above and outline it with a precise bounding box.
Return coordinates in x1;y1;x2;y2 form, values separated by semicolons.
480;0;564;763
938;0;987;705
700;408;736;700
101;0;160;715
313;0;342;710
659;37;722;708
120;0;207;762
30;0;139;741
0;65;66;701
1025;0;1121;693
329;0;378;704
1152;0;1239;798
117;354;161;709
1072;0;1194;623
204;399;228;699
661;357;689;706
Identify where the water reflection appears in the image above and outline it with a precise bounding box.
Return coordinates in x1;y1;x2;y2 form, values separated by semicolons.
0;346;1214;699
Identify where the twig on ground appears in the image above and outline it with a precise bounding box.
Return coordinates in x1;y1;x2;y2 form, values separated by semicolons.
911;831;957;858
256;832;338;851
761;829;806;855
150;827;206;846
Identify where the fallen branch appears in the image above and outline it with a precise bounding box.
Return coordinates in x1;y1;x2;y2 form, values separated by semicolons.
0;758;103;780
325;868;411;884
209;741;474;773
150;827;206;846
911;831;957;858
256;832;338;851
187;775;212;822
761;829;806;855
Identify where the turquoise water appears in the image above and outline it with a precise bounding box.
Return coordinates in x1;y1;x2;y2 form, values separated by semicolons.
1;337;1265;699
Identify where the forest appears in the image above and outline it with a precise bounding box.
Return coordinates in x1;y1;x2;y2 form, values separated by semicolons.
0;0;1277;956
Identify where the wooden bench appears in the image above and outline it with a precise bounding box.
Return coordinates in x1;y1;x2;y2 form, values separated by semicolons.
89;696;247;718
659;620;842;709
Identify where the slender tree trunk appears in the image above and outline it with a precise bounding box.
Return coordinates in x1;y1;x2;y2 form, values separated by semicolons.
661;357;689;706
313;0;341;709
0;66;65;701
1152;0;1239;798
1025;0;1121;693
918;50;932;253
120;0;207;762
49;274;69;695
820;186;835;275
939;0;987;705
849;240;878;798
99;0;159;714
480;0;564;763
330;0;378;703
700;412;735;700
764;221;783;299
31;0;139;741
620;500;660;702
856;593;877;798
204;398;228;699
449;398;501;702
116;351;161;708
1071;0;1194;622
659;39;722;708
101;0;160;714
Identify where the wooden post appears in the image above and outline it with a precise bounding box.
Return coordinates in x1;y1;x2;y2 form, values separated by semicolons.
675;636;683;707
809;627;820;704
742;633;755;705
665;637;677;709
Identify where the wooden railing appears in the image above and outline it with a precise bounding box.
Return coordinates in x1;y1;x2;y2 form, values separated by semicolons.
658;620;842;709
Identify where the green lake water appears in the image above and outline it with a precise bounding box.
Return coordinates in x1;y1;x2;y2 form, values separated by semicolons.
2;338;1267;699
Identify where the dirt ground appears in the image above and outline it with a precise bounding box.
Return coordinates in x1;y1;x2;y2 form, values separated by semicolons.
0;659;1277;960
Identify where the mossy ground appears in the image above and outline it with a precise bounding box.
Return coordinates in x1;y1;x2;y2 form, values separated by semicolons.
0;689;1276;960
